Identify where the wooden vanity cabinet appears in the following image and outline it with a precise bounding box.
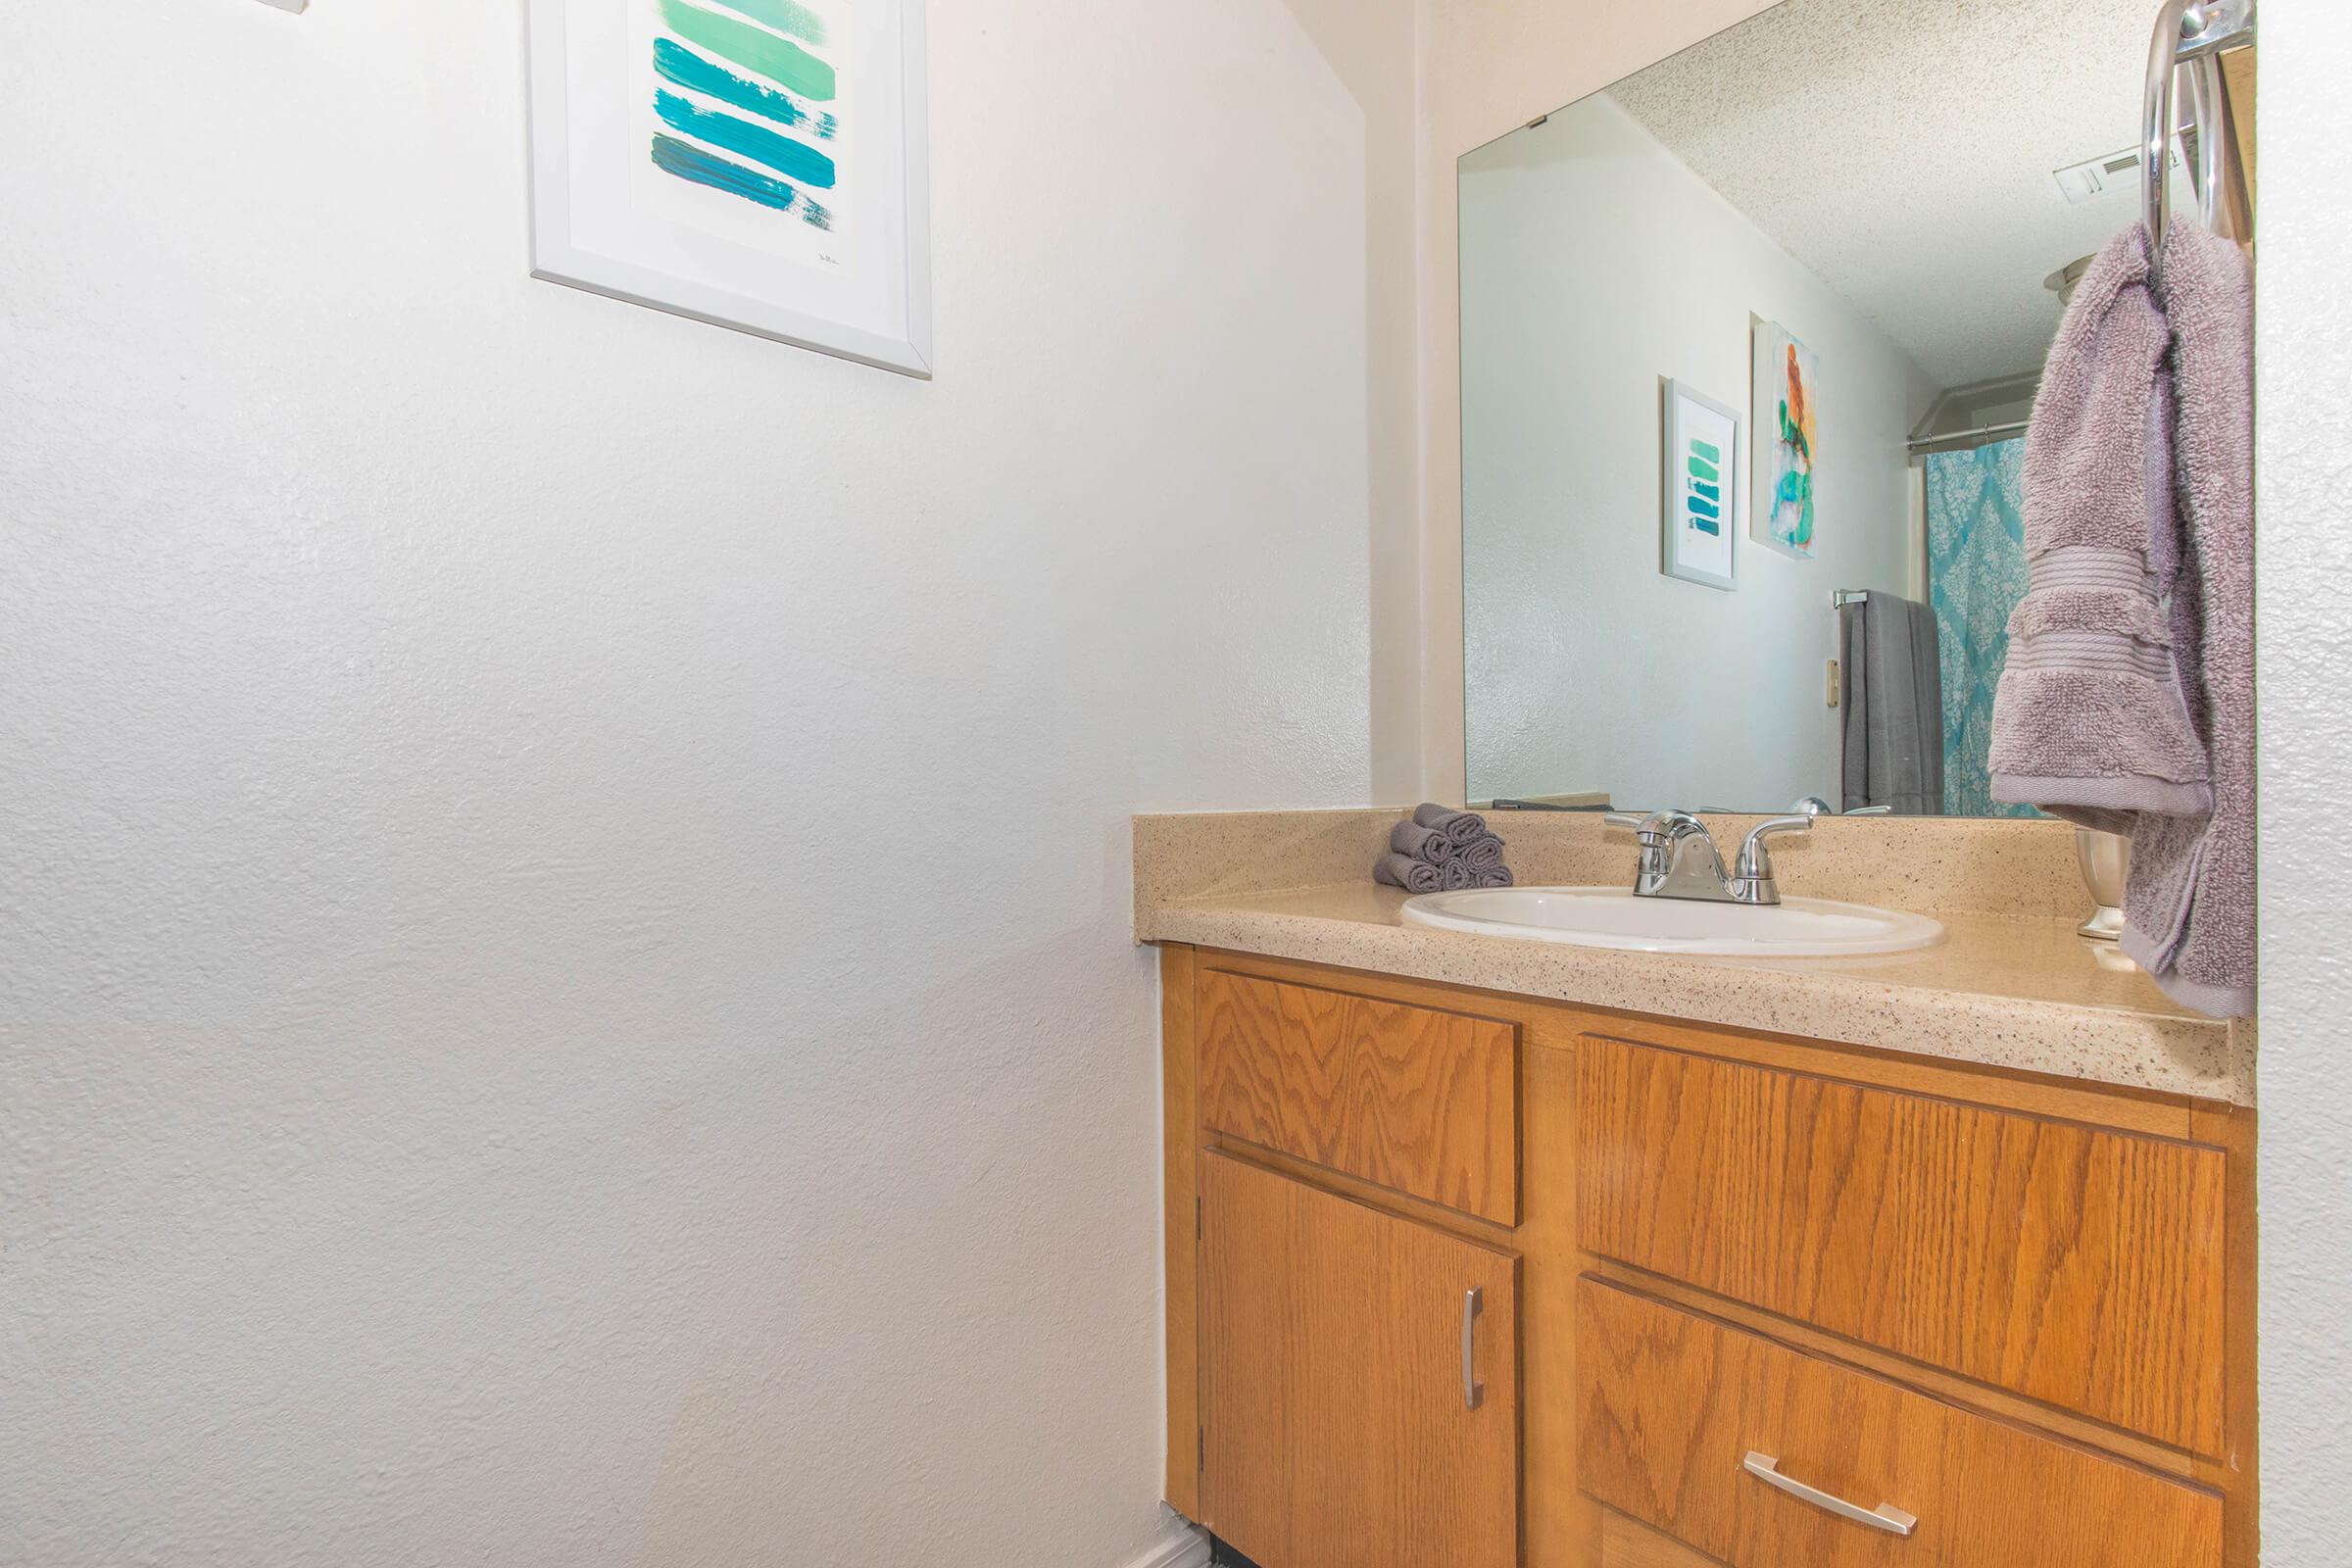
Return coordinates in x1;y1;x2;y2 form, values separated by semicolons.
1200;1153;1519;1568
1159;946;2257;1568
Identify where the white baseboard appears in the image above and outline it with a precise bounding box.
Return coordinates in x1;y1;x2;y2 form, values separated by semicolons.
1117;1519;1210;1568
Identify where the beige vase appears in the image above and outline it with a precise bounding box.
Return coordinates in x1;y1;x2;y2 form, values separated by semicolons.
2076;827;2132;941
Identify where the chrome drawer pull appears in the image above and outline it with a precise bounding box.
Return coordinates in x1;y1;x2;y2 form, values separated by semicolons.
1742;1452;1917;1538
1461;1287;1484;1410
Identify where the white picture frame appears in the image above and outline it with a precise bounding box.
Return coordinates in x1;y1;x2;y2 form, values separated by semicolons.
1660;378;1740;592
527;0;933;377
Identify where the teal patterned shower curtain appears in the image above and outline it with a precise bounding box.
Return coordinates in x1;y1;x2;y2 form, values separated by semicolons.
1925;439;2036;817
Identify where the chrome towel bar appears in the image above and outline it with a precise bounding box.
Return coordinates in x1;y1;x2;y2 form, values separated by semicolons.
2143;0;2256;289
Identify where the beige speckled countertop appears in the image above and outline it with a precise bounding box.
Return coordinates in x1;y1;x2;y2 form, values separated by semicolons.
1136;809;2255;1105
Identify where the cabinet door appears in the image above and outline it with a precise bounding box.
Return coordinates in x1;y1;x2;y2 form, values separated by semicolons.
1200;1152;1518;1568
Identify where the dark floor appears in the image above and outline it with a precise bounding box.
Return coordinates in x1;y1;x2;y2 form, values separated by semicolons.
1207;1538;1262;1568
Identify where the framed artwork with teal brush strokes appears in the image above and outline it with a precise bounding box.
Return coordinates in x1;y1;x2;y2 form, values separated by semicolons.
1659;379;1740;592
527;0;932;377
1750;318;1819;559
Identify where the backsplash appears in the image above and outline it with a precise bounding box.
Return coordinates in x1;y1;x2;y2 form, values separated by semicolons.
1134;808;2087;931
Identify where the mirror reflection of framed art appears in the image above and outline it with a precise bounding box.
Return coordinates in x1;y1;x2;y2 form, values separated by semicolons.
1660;378;1740;593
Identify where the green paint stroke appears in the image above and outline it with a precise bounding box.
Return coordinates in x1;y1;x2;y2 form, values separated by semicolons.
661;0;836;100
721;0;829;46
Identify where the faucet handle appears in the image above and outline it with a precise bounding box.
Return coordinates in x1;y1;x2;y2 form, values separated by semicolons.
1792;796;1892;818
1733;815;1813;900
1604;810;1665;844
1606;809;1711;847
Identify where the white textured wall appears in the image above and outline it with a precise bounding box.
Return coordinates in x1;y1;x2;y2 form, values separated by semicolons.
0;0;1409;1563
2255;5;2352;1562
1459;93;1932;810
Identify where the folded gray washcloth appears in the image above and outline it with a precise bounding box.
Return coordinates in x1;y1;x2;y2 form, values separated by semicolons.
1412;803;1490;846
1382;809;1516;894
1373;853;1441;894
1390;820;1453;865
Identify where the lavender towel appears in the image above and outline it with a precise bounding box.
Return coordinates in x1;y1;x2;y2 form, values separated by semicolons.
1989;225;2213;825
1373;853;1441;894
1460;835;1505;874
1412;803;1489;847
2120;224;2255;1017
1989;223;2253;1017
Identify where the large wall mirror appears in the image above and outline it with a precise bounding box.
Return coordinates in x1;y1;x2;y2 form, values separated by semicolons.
1459;0;2207;818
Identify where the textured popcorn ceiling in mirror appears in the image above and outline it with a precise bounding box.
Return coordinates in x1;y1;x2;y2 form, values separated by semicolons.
1608;0;2166;389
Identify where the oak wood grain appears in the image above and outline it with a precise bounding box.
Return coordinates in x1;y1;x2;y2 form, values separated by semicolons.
1578;1279;2224;1568
1577;1035;2227;1452
2190;1100;2262;1565
1154;947;2255;1565
1195;948;2200;1141
1599;1508;1729;1568
1577;1255;2204;1484
1200;967;1519;1224
1159;944;1200;1517
1522;1039;1583;1568
1200;1152;1519;1568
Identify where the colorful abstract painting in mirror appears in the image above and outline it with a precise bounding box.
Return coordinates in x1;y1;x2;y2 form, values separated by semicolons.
1751;319;1820;560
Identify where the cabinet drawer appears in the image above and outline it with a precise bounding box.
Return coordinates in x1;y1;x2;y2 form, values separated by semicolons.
1577;1279;2223;1568
1576;1037;2226;1450
1200;969;1518;1224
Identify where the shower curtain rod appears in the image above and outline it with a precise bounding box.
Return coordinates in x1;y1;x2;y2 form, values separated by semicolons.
1906;417;2031;456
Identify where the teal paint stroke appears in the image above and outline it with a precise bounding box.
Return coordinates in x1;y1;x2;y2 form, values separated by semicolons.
650;133;833;229
654;38;837;140
655;89;836;188
660;0;837;100
719;0;830;45
1925;438;2037;817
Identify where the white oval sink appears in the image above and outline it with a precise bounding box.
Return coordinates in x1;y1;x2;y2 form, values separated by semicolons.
1401;885;1943;957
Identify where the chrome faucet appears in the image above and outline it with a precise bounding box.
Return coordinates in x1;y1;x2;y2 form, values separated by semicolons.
1604;809;1814;906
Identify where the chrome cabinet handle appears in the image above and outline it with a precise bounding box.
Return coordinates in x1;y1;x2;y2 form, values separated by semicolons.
1460;1288;1484;1411
1742;1452;1916;1538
